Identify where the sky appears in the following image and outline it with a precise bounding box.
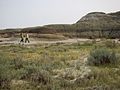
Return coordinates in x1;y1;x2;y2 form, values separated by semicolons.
0;0;120;29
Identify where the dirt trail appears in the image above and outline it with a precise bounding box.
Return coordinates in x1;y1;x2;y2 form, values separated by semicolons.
0;38;92;45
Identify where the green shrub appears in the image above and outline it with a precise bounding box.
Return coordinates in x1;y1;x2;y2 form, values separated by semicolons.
104;40;116;48
87;48;117;66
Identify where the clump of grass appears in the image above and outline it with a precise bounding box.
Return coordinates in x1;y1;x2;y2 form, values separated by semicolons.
87;48;117;66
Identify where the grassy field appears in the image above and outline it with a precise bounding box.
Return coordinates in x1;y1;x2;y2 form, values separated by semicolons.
0;39;120;90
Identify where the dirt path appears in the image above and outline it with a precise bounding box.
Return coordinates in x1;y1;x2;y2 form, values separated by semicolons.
0;38;92;45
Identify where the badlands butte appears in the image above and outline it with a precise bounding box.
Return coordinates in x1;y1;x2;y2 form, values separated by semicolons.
0;11;120;39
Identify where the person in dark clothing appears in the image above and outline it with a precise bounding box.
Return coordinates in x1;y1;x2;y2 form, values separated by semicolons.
20;33;24;44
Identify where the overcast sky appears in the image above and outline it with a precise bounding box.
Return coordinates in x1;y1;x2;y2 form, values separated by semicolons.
0;0;120;29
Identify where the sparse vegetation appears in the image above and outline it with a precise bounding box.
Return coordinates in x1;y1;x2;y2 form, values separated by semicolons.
0;39;120;89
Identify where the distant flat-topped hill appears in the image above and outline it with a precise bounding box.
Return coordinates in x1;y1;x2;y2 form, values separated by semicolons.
0;11;120;39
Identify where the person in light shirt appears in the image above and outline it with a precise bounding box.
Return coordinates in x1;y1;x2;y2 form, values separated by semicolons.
25;33;30;43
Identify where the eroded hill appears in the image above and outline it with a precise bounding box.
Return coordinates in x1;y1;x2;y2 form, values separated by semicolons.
0;11;120;39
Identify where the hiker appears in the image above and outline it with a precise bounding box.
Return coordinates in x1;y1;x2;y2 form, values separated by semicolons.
25;33;30;43
20;33;24;44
